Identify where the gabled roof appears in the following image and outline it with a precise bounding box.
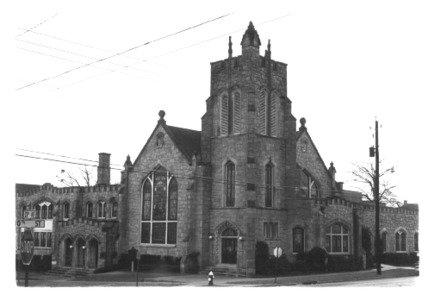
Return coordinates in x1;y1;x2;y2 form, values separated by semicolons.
166;125;201;162
296;128;334;183
133;119;201;167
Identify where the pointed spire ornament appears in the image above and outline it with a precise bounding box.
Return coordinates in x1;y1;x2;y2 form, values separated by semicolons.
228;36;233;57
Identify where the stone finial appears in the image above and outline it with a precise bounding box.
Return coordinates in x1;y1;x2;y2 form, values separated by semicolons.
267;39;271;52
241;21;261;56
299;117;306;130
228;36;233;57
124;154;132;169
328;162;336;180
158;110;166;124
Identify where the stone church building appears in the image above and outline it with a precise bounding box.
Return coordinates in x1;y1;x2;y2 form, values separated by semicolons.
16;23;418;276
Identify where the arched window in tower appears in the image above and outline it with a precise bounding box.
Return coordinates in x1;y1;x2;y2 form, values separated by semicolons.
140;166;178;245
231;90;241;133
299;170;320;199
265;162;274;207
220;93;229;135
225;161;235;207
395;229;407;252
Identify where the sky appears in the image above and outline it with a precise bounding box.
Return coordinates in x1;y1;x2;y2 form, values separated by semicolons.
8;0;434;205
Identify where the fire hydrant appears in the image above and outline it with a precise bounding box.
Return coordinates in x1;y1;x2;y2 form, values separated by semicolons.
208;270;214;286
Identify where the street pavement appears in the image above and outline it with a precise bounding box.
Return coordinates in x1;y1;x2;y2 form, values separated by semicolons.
16;265;418;287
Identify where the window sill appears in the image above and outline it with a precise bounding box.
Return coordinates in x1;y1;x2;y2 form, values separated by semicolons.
139;243;176;248
327;252;350;255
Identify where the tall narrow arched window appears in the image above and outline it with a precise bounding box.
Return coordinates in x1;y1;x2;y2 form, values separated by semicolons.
265;162;274;207
293;227;305;253
225;161;235;207
86;202;93;218
35;205;41;219
381;231;387;253
63;202;70;219
140;166;178;245
47;204;53;219
325;223;349;254
41;205;47;219
228;92;234;134
21;205;26;219
97;201;106;218
395;229;407;252
220;93;229;135
414;232;418;252
232;90;241;133
111;201;118;218
299;170;319;199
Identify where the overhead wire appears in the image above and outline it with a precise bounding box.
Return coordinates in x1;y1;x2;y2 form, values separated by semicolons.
16;13;59;38
16;13;231;91
15;152;297;191
16;148;123;167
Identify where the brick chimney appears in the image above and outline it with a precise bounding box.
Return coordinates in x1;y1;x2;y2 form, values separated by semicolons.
97;152;111;185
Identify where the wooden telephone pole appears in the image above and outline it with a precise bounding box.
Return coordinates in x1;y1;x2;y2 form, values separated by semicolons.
374;120;381;275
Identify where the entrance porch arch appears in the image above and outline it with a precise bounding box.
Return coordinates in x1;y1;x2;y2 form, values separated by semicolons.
215;221;241;265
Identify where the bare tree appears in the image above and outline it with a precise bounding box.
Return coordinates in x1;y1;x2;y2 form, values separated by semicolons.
56;166;93;187
352;163;401;207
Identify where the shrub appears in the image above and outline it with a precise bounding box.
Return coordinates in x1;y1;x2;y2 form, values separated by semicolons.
305;247;327;271
327;255;363;272
185;252;200;274
381;252;419;266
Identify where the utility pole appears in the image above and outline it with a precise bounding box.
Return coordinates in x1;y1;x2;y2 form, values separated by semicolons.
374;120;381;275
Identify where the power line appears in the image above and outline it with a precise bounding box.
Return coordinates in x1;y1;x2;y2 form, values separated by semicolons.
16;154;124;171
15;153;299;191
19;28;155;65
16;13;231;91
16;46;136;77
55;13;291;89
17;38;154;74
16;13;59;38
16;148;123;167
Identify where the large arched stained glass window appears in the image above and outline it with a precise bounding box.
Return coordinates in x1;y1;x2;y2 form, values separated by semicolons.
141;166;178;245
225;161;235;207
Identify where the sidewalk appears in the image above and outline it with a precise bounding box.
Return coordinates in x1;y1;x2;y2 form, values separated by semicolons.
16;265;418;287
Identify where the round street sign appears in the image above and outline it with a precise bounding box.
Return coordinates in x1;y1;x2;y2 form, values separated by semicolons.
20;228;34;266
273;246;283;258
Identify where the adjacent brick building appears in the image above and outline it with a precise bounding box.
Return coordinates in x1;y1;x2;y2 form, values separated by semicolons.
16;22;418;275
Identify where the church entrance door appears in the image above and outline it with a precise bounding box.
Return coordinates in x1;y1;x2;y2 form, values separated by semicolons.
221;238;237;264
